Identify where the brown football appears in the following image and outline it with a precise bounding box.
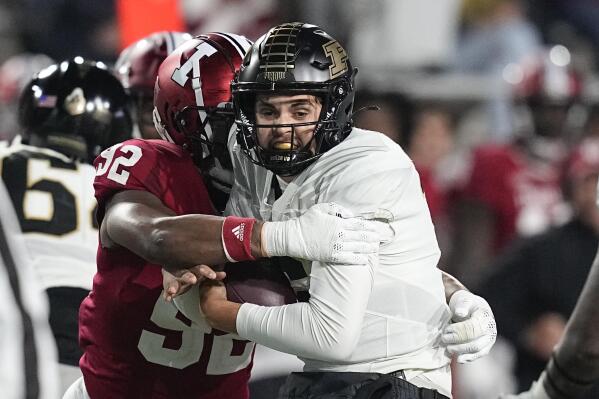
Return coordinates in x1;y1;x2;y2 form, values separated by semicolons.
224;259;297;306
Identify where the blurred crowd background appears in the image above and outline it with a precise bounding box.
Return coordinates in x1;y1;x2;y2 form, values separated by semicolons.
2;0;599;398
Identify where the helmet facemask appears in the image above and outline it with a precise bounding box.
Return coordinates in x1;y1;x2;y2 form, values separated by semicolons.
232;22;356;177
171;104;236;170
235;78;354;177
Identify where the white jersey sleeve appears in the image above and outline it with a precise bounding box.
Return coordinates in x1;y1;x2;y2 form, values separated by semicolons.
237;252;375;361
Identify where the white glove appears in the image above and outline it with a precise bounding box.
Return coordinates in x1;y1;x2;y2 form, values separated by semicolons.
442;289;497;363
261;202;385;264
498;375;550;399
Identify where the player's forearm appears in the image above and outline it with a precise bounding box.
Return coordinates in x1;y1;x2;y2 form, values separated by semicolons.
201;296;241;334
103;190;264;270
149;215;263;272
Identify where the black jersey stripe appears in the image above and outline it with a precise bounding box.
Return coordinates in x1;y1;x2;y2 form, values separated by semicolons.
0;215;39;399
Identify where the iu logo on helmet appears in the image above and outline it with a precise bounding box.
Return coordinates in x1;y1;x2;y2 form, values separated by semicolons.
171;42;217;91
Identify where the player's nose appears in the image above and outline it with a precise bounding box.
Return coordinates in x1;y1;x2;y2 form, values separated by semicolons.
272;115;293;136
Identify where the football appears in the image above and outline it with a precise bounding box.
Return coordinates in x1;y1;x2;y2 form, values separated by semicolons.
224;259;297;306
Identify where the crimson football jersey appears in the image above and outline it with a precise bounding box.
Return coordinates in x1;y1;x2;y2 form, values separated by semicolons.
462;143;566;252
79;139;254;399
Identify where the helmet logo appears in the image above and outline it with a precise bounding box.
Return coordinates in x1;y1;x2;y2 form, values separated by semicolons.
64;87;86;115
264;71;286;81
171;42;217;90
322;40;348;79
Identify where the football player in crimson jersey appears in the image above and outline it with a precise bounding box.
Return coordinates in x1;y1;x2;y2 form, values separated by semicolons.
65;33;382;399
450;45;582;288
114;31;192;140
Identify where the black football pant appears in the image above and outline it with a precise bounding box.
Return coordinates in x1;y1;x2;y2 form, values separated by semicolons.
277;371;450;399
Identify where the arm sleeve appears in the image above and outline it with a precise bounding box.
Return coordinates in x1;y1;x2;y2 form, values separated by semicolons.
237;255;376;362
237;152;407;361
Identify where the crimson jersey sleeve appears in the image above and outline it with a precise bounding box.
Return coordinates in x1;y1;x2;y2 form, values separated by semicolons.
93;138;215;223
463;145;518;213
462;144;520;251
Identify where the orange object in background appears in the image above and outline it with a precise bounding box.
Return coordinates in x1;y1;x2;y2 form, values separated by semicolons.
116;0;185;49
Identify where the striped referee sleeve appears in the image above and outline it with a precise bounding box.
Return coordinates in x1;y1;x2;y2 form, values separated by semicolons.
0;181;59;399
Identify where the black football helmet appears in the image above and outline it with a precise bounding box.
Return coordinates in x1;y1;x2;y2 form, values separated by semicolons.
19;58;133;163
232;22;357;176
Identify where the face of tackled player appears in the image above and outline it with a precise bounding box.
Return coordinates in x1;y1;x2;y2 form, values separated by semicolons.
254;94;322;179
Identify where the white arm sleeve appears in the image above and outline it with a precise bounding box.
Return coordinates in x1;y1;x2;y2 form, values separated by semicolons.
236;255;376;362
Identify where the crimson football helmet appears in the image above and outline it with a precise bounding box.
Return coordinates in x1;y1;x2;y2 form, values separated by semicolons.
115;31;192;138
515;45;582;139
153;32;252;168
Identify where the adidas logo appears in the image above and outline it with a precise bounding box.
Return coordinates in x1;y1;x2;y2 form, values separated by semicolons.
232;223;245;241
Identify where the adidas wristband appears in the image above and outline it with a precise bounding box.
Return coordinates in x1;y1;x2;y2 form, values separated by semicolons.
221;216;257;262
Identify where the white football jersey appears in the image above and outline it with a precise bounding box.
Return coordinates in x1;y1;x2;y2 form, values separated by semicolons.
227;128;452;394
0;137;97;290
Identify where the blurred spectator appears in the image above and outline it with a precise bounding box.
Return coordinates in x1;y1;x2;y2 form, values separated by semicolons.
455;0;541;73
0;53;54;141
353;91;411;145
449;47;580;288
454;0;542;141
407;106;457;268
481;137;599;396
408;107;455;221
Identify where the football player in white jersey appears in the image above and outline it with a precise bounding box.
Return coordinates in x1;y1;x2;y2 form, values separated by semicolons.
1;59;132;394
194;22;496;398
